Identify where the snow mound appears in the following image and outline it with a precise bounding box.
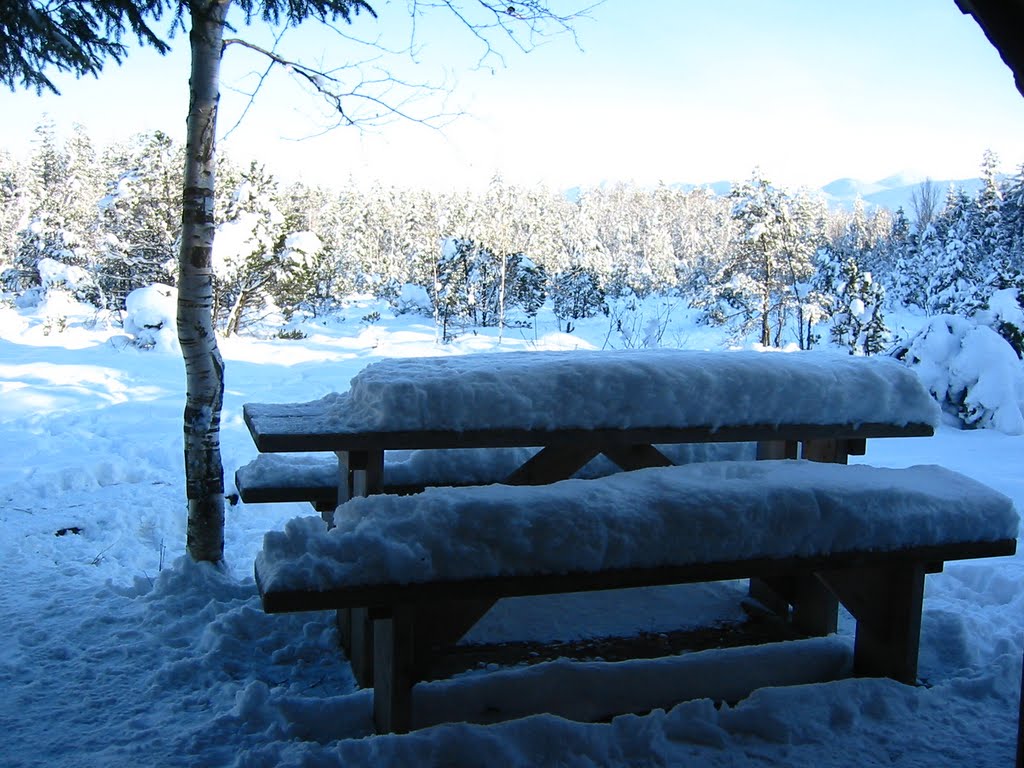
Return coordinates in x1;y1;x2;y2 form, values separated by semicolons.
124;284;178;352
894;315;1024;434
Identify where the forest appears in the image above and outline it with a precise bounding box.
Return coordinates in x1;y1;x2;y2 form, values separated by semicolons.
3;120;1024;358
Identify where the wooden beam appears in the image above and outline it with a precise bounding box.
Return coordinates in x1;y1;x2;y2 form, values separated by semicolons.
756;440;798;460
502;444;602;486
957;0;1024;98
801;439;848;464
373;605;416;734
819;563;927;684
602;444;674;471
243;402;934;453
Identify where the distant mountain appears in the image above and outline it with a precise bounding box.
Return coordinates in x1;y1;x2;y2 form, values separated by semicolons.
562;174;984;213
819;175;982;213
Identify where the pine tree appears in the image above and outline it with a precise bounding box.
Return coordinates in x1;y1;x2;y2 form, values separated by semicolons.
929;187;984;316
699;169;809;347
999;164;1024;275
551;264;606;332
0;150;26;279
214;161;286;336
10;120;103;304
829;256;888;355
98;130;184;307
0;0;171;95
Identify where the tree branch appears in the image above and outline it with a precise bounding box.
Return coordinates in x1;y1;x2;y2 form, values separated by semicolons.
224;36;458;132
222;26;289;139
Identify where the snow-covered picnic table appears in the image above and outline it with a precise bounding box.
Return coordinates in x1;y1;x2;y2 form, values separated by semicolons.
242;349;944;696
241;349;940;506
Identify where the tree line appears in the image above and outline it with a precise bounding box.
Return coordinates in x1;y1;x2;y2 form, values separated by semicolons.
3;123;1024;354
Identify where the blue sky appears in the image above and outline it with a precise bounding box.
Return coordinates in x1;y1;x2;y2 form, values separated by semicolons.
2;0;1023;191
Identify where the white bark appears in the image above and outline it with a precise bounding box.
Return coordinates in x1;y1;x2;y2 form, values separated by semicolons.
178;0;231;563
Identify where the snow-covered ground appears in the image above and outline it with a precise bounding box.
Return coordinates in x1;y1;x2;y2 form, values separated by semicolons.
2;293;1023;767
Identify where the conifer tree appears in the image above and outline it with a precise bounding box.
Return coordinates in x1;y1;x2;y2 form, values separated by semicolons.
98;131;184;306
214;161;285;335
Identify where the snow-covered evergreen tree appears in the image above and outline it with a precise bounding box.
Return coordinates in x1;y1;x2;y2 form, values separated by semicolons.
213;162;286;336
828;256;888;355
97;130;183;308
698;169;812;347
8;121;103;305
928;187;984;316
0;150;26;280
550;263;606;332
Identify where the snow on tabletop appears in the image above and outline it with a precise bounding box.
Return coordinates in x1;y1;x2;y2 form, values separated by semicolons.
300;348;941;434
256;461;1017;594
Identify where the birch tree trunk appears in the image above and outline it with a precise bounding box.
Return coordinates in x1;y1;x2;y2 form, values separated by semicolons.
178;0;231;563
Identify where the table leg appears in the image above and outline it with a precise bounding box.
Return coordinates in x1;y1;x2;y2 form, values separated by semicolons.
335;449;385;689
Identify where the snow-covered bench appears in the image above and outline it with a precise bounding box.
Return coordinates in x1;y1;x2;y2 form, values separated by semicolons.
234;443;754;510
255;460;1018;734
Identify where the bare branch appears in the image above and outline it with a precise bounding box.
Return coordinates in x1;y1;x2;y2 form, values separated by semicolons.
408;0;601;70
222;26;289;140
223;36;459;133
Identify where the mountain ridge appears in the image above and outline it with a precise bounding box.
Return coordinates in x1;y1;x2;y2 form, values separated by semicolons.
564;174;983;212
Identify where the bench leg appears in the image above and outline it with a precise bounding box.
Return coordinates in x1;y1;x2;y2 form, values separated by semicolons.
819;563;926;684
756;440;798;460
749;570;839;636
374;605;417;734
350;607;375;688
792;573;839;635
801;439;849;464
334;450;385;685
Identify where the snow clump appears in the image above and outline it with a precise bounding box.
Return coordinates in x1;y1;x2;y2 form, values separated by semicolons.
124;283;179;352
894;314;1024;434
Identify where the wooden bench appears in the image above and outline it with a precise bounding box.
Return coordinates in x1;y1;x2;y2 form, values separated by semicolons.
255;460;1018;734
234;443;756;511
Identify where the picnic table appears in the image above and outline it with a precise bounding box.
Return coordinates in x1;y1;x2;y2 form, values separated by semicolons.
241;349;942;692
242;348;939;500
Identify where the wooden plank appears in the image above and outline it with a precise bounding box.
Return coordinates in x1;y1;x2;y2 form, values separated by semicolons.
746;569;836;634
256;538;1016;614
373;605;416;734
756;440;798;460
502;444;602;485
819;563;927;683
602;444;674;471
791;573;839;636
351;449;385;497
802;439;848;464
413;598;497;678
350;606;374;688
243;402;935;453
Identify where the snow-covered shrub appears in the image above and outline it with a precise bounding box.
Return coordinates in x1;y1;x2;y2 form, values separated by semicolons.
893;315;1024;434
976;287;1024;358
20;256;99;306
124;284;178;352
390;283;432;316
